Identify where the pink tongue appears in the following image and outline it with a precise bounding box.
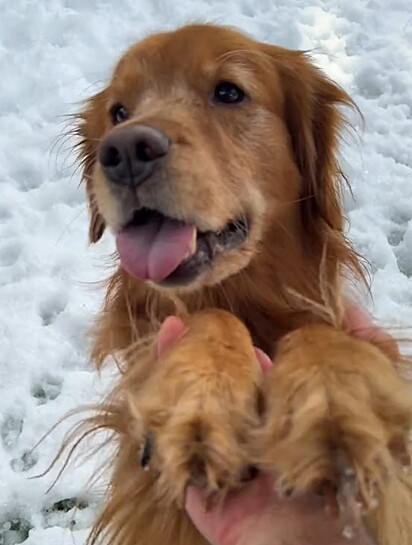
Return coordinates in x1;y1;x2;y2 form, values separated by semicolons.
116;216;195;282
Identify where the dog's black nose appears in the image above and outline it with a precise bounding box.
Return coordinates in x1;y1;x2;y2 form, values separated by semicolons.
98;125;170;187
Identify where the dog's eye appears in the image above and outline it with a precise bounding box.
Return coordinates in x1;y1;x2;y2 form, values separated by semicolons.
110;103;129;125
214;82;245;105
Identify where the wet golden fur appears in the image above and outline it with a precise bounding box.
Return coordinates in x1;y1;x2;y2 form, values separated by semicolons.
71;24;412;545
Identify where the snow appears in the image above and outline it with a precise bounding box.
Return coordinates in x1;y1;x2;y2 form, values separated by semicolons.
0;0;411;544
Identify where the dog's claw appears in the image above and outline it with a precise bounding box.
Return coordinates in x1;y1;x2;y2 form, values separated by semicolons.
240;465;259;483
140;433;153;470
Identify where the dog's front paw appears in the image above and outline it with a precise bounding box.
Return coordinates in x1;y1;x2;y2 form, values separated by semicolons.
128;310;262;506
254;325;412;514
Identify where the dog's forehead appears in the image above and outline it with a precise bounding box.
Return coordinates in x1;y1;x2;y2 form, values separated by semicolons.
114;25;260;81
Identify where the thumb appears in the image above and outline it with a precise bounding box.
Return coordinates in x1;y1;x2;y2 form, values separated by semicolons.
157;316;187;358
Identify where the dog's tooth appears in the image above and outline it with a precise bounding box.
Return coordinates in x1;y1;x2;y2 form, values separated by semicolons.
184;229;197;260
190;229;197;253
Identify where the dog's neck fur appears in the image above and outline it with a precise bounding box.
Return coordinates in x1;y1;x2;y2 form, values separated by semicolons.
90;209;355;366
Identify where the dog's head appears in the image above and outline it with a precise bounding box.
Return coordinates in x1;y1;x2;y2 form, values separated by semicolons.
76;24;353;291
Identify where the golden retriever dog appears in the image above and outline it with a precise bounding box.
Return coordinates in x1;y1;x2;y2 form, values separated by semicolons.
71;24;412;545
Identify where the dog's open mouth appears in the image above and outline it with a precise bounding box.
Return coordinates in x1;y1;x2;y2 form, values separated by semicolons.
115;208;249;286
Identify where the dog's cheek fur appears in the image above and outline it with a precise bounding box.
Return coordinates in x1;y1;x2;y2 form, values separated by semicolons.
75;88;109;243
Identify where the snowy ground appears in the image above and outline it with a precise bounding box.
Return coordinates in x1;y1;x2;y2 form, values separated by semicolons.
0;1;411;544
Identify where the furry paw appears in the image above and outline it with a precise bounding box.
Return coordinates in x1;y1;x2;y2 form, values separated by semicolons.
254;324;412;514
128;310;262;506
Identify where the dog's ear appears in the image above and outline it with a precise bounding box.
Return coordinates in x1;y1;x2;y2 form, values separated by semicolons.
74;89;108;243
264;46;356;236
